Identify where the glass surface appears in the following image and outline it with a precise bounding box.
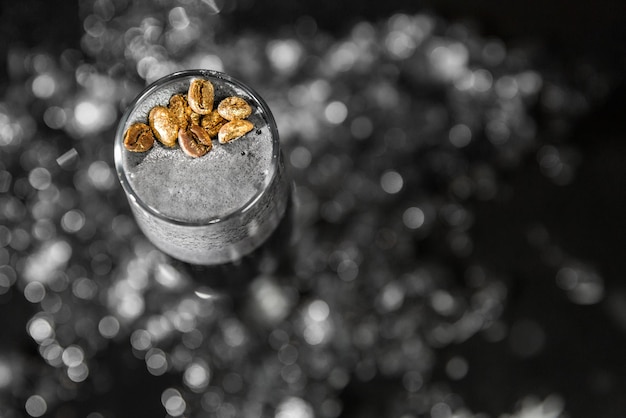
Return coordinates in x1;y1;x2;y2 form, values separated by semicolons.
114;70;289;265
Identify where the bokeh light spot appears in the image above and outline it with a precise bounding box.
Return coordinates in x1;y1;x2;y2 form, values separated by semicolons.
28;317;54;342
445;356;469;380
403;207;425;229
43;106;67;129
130;329;152;351
402;370;423;392
289;146;312;169
350;116;373;139
28;167;51;191
168;7;190;30
32;74;56;99
184;362;211;391
162;388;187;416
75;101;99;127
276;396;314;418
67;363;89;382
308;300;330;322
337;259;359;282
62;345;85;368
24;281;46;303
72;277;98;300
87;160;115;190
61;209;86;233
146;348;168;375
25;395;47;417
98;315;120;338
324;101;348;125
0;359;13;389
267;39;303;74
380;170;403;194
448;123;472;148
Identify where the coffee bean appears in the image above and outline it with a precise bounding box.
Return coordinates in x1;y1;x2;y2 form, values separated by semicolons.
178;125;212;158
218;119;254;144
123;122;154;152
149;106;179;147
217;96;252;120
188;78;214;115
168;94;191;131
201;111;227;138
125;78;255;156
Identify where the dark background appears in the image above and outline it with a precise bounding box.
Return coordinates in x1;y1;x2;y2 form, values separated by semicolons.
1;0;626;417
2;0;626;61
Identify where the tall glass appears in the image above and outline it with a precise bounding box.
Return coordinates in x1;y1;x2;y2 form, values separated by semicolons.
114;70;290;266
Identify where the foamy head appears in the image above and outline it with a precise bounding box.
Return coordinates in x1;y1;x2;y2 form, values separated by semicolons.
116;71;277;224
114;70;288;265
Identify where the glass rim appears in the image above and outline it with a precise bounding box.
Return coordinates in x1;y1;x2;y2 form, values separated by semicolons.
114;69;281;227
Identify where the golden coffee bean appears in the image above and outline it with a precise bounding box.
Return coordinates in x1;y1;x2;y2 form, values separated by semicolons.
168;94;191;130
218;119;254;144
149;106;179;147
188;79;214;115
178;125;212;158
217;96;252;121
123;122;154;152
124;77;257;156
191;124;213;147
190;111;202;126
200;111;227;138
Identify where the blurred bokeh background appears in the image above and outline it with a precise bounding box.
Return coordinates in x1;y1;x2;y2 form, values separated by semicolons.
0;0;625;417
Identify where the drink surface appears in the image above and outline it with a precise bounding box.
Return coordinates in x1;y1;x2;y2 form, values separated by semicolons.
115;70;288;265
120;74;275;223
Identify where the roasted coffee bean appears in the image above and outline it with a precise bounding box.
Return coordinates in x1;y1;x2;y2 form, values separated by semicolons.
190;124;213;147
149;106;179;147
168;94;191;130
178;125;212;158
123;122;154;152
125;78;256;155
217;96;252;120
188;79;214;115
190;111;202;126
218;119;254;144
200;111;227;138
